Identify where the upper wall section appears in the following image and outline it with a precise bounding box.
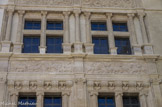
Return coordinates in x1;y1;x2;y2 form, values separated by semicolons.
7;0;143;9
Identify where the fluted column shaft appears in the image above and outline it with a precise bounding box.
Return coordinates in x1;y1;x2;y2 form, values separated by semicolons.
16;11;25;43
62;92;70;107
5;9;14;41
36;92;44;107
63;12;70;43
74;11;81;42
138;13;148;44
139;92;148;107
90;91;98;107
84;12;91;43
106;13;115;49
115;92;123;107
40;11;47;47
127;13;137;45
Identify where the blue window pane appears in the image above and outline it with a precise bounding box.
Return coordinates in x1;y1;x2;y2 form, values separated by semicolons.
115;38;132;55
46;37;63;53
98;96;115;107
24;21;41;30
113;23;128;32
91;22;107;31
44;96;62;107
23;37;40;53
47;21;63;30
18;96;36;107
92;37;109;54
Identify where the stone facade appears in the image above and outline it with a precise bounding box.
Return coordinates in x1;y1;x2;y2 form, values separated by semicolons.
0;0;162;107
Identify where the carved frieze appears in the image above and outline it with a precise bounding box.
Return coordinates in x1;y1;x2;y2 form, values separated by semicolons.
9;0;143;8
10;61;73;73
84;62;154;74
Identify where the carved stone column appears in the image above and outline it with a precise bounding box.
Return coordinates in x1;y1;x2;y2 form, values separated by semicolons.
39;11;47;54
74;10;83;53
139;92;148;107
13;11;25;53
36;91;44;107
10;92;18;107
138;12;153;54
1;9;14;53
127;13;142;55
62;91;70;107
62;11;71;54
84;12;94;54
106;13;117;55
90;91;98;107
115;92;123;107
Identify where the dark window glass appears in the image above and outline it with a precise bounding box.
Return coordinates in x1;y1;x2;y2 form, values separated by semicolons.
98;96;116;107
18;95;36;107
92;37;109;54
115;38;132;55
123;96;140;107
47;21;63;30
113;23;128;32
22;36;40;53
24;21;41;30
46;37;63;53
44;96;62;107
91;22;107;31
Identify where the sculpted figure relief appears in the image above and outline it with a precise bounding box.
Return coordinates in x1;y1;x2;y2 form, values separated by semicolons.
10;61;73;73
84;62;152;74
10;0;141;8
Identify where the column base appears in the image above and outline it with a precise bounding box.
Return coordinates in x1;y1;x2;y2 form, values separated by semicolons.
74;42;83;53
110;47;117;55
143;44;153;54
39;46;46;54
1;41;11;53
132;45;142;55
62;43;72;54
84;43;94;54
13;43;23;53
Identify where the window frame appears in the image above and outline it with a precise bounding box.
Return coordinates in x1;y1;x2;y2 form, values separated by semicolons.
123;93;140;107
22;36;40;53
115;37;132;55
91;21;107;31
46;20;63;30
113;22;128;32
46;36;63;53
24;20;41;30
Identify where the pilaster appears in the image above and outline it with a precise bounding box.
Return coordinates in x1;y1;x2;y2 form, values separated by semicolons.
10;92;18;107
62;91;70;107
36;91;44;107
106;13;117;55
139;91;148;107
39;11;47;54
13;10;25;53
115;92;123;107
90;91;98;107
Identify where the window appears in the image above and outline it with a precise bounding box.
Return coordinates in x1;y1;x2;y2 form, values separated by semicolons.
44;96;62;107
98;96;116;107
123;96;140;107
22;36;40;53
47;21;63;30
92;37;109;54
113;23;128;32
46;36;63;53
115;38;131;55
18;95;36;107
91;22;107;31
24;21;41;30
